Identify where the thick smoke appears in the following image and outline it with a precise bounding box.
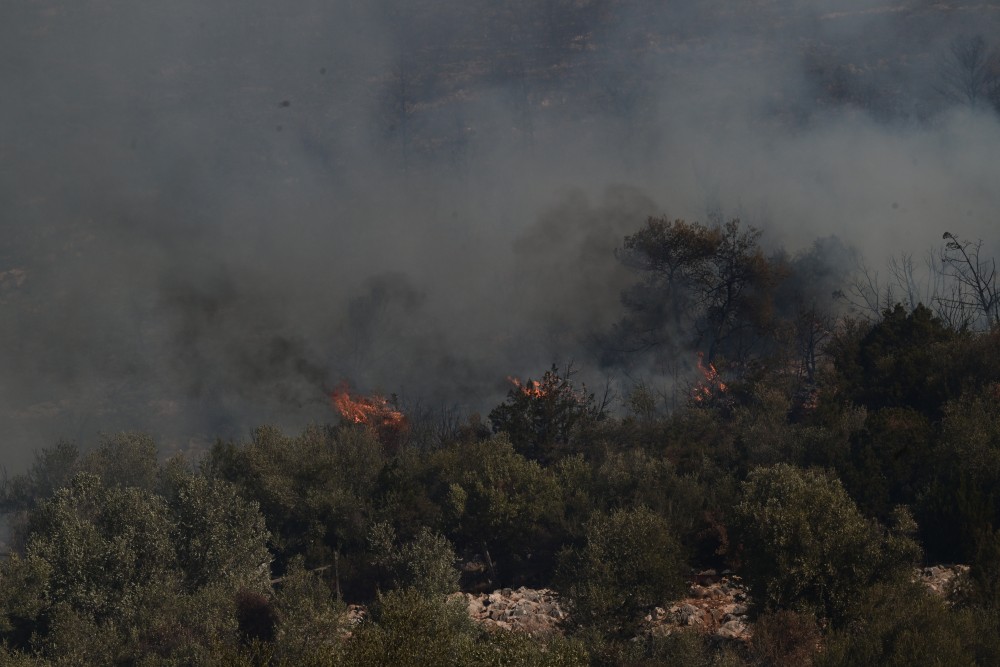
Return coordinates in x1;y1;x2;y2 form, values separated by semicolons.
2;0;999;469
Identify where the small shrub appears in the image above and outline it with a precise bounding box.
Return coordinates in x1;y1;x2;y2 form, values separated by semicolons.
557;506;686;637
748;609;820;667
734;464;919;626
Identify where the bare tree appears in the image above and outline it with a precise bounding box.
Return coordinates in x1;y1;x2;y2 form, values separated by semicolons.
936;232;999;330
838;234;998;332
794;307;834;383
839;249;952;323
938;34;1000;110
836;254;888;319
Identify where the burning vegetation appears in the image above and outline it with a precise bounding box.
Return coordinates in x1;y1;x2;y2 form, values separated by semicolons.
490;367;604;463
506;371;589;404
507;376;553;400
330;383;407;431
692;352;729;404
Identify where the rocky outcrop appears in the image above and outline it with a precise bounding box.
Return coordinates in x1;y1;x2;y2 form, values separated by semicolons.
458;587;566;636
343;565;971;643
457;572;751;642
917;564;970;599
642;571;751;643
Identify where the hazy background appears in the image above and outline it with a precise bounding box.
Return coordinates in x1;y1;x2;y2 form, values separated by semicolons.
2;0;999;469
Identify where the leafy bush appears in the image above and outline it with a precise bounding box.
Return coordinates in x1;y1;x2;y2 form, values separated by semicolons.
557;506;687;637
917;389;1000;563
818;581;976;667
489;365;603;463
270;557;347;666
205;424;386;591
734;463;919;626
579;629;742;667
343;588;476;667
369;523;459;597
0;465;273;663
24;472;177;622
164;473;272;591
748;609;820;667
829;304;962;416
445;435;564;586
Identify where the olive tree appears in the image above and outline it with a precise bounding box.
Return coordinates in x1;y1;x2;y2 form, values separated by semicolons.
734;464;919;626
557;506;687;636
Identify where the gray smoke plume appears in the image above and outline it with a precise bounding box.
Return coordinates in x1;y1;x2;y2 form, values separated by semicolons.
2;0;999;469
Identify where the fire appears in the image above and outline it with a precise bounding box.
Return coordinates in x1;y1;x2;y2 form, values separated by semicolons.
330;383;406;429
507;376;548;399
692;352;728;403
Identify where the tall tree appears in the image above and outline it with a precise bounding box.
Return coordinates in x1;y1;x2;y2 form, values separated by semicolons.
613;217;778;366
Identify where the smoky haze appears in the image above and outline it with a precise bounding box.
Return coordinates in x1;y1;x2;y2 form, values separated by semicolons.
2;0;999;469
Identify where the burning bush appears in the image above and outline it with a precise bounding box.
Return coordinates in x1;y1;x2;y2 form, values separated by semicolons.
330;384;409;450
489;366;603;463
691;351;729;406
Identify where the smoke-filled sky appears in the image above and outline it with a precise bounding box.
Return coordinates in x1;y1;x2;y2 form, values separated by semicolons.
2;0;999;469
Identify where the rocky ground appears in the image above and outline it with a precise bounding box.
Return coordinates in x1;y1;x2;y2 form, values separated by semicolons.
344;564;971;642
454;571;751;642
458;587;566;636
642;571;750;642
917;564;970;599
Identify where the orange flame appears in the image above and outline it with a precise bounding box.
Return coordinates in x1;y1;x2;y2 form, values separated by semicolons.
692;352;728;403
507;376;548;398
330;383;406;429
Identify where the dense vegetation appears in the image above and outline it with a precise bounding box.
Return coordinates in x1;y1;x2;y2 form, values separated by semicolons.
0;217;998;666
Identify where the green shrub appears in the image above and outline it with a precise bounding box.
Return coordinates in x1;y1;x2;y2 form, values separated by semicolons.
557;506;687;637
368;523;459;597
271;557;347;666
748;609;820;667
343;588;475;667
468;630;588;667
818;581;975;667
488;366;602;464
734;464;919;626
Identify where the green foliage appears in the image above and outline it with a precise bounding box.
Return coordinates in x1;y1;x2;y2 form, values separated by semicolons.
370;449;446;546
0;457;273;664
579;629;742;667
730;383;802;471
466;630;588;667
129;580;243;664
0;441;79;512
33;601;125;665
747;610;820;667
369;523;459;598
0;553;51;647
205;424;386;582
830;304;959;416
589;449;709;548
344;589;590;667
343;588;476;667
917;389;1000;563
818;581;976;667
25;472;177;622
446;435;564;585
81;431;160;491
22;469;271;624
734;464;919;626
271;557;347;666
163;473;272;591
964;527;1000;612
557;506;686;637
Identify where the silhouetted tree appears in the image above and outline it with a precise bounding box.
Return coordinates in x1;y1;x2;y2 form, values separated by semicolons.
938;34;1000;110
614;217;780;368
